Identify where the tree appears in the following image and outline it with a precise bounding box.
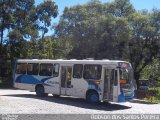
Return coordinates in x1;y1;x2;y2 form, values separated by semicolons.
128;11;160;88
0;0;16;55
141;59;160;87
0;0;59;85
36;0;58;39
55;0;132;59
55;0;160;88
107;0;135;17
55;0;110;59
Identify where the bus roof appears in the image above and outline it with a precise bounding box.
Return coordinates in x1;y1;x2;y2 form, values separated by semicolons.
16;59;130;65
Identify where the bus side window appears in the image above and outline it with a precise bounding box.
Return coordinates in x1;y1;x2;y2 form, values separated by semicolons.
27;63;39;75
39;63;53;76
73;64;83;79
16;63;27;74
53;63;59;77
83;65;102;80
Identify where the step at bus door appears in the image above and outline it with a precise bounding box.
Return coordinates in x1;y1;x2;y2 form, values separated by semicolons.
60;66;73;96
103;67;119;102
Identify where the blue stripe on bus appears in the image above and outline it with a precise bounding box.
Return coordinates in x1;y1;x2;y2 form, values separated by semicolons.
15;75;51;86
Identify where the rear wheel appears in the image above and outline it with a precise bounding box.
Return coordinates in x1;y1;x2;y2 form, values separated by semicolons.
52;94;60;97
35;85;48;97
86;91;99;104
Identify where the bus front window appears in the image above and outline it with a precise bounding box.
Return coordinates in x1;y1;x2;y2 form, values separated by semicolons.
120;68;134;89
118;62;136;99
120;68;130;84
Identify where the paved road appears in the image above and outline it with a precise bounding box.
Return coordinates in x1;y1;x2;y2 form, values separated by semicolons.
0;89;160;114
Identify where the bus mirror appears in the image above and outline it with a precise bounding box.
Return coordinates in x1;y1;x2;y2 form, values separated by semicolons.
120;79;126;84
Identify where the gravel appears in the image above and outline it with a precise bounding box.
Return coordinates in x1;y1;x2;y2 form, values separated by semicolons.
0;89;160;114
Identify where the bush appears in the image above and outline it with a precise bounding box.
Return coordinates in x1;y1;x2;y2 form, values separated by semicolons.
144;88;160;103
0;76;13;88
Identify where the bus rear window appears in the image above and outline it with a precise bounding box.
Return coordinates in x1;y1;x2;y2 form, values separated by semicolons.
83;65;102;80
39;63;53;76
16;63;27;74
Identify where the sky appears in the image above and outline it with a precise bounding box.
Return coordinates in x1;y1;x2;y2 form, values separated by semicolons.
36;0;160;15
35;0;160;36
4;0;160;40
42;0;160;19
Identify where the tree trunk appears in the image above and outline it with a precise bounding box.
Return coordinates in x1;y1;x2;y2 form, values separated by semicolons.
0;21;4;55
134;71;140;89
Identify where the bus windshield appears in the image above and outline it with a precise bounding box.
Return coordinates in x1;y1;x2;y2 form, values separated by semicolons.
119;62;136;89
120;68;131;84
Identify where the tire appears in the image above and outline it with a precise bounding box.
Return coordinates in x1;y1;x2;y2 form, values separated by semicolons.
86;91;99;104
35;85;48;97
52;94;60;97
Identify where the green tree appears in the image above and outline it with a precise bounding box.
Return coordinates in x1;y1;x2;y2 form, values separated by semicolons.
0;0;59;85
36;0;58;39
107;0;135;17
0;0;15;55
55;0;108;59
55;0;132;59
141;59;160;86
128;11;160;88
55;0;160;88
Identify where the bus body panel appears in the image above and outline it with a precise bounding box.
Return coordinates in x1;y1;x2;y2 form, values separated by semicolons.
15;83;35;91
15;74;60;94
71;78;88;99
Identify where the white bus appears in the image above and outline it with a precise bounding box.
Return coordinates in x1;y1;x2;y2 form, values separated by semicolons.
13;59;136;103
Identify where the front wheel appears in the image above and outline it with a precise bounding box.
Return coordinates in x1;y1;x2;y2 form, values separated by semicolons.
86;91;99;104
35;85;48;97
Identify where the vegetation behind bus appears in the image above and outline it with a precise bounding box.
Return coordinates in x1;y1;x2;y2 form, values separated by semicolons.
140;88;160;103
0;0;160;91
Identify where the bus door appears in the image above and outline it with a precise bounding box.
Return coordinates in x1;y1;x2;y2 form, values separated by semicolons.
60;66;73;96
103;66;119;102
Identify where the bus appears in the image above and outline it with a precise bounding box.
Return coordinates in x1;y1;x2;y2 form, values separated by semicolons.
13;59;136;103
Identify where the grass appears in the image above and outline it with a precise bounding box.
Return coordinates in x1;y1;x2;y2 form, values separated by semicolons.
144;97;160;103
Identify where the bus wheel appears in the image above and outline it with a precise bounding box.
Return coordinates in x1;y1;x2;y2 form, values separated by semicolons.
35;85;48;97
52;94;60;97
86;91;99;104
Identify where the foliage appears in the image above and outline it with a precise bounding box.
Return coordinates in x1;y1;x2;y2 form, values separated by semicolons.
144;88;160;103
0;0;58;86
36;0;58;38
55;0;133;59
55;0;160;88
141;59;160;86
